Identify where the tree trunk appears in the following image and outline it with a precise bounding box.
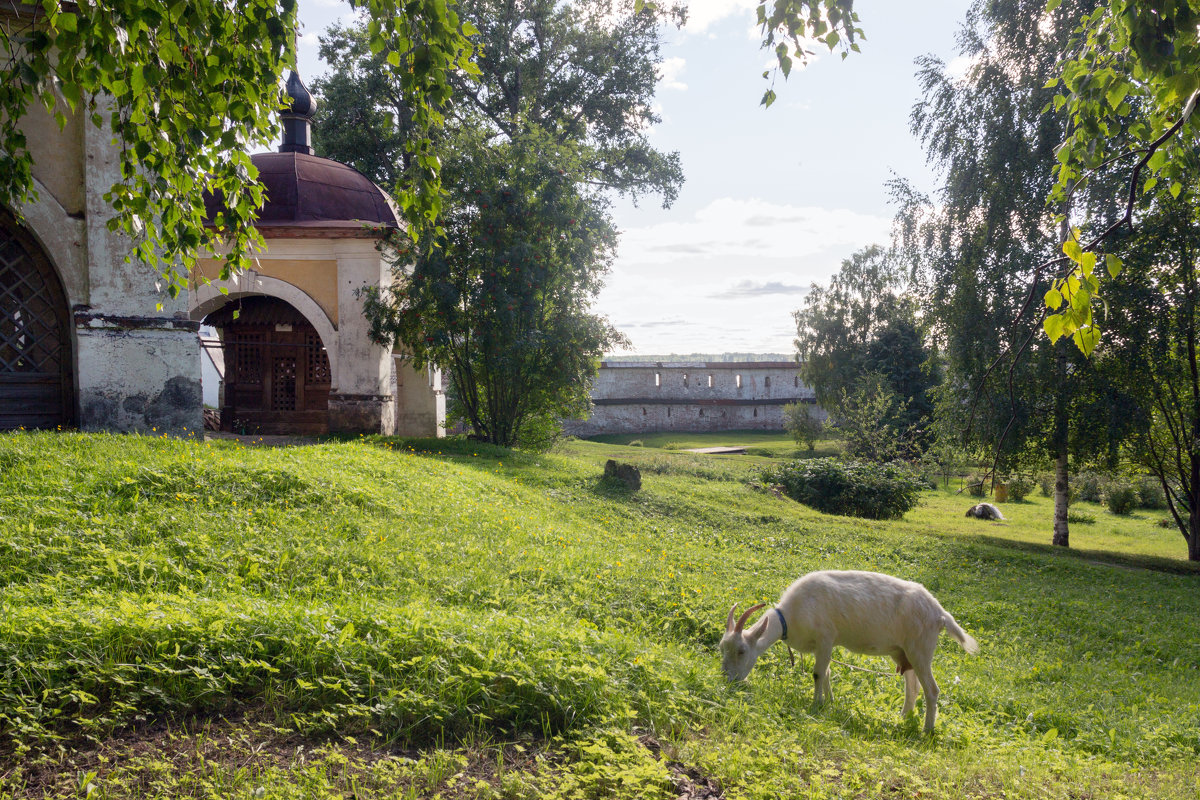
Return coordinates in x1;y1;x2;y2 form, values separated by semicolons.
1189;518;1200;561
1051;344;1070;547
1052;448;1070;547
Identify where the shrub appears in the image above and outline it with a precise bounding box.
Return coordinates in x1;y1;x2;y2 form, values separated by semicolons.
628;440;644;448
783;401;823;452
1067;510;1096;525
1136;476;1167;509
1074;471;1106;503
1007;475;1036;502
966;476;987;497
1105;483;1139;516
760;458;924;520
1038;473;1053;497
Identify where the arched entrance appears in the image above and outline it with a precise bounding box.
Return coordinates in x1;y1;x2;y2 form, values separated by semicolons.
0;209;73;430
204;295;331;434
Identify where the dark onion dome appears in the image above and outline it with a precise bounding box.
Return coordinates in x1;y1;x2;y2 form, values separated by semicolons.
280;71;317;155
204;153;399;237
285;70;317;118
203;68;399;237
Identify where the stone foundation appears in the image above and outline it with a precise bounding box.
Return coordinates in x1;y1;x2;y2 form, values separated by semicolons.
329;393;396;435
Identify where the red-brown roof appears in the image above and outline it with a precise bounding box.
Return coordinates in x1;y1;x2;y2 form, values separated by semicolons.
205;152;399;237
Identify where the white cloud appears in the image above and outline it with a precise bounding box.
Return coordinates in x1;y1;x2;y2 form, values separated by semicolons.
617;197;891;265
598;198;892;353
682;0;759;35
657;57;688;91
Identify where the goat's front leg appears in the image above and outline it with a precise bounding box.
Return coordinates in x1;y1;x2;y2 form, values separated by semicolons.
811;641;834;709
901;669;919;717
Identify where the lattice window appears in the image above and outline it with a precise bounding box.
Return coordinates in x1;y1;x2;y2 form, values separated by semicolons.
272;357;297;411
305;332;330;384
231;333;263;383
0;234;63;374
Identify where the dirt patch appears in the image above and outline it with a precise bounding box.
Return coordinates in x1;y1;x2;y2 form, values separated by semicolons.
640;734;725;799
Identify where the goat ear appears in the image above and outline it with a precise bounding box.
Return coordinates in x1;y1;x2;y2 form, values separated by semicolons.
735;603;765;633
745;614;770;646
725;604;738;633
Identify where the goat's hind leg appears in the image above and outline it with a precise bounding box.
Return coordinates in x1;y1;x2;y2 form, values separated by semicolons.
914;661;940;733
811;641;834;710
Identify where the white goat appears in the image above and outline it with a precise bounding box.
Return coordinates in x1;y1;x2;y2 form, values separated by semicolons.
720;570;979;732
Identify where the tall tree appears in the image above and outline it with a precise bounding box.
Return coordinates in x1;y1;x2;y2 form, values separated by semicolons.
1103;193;1200;560
793;245;938;455
362;128;626;448
318;0;683;446
896;0;1136;546
0;1;475;293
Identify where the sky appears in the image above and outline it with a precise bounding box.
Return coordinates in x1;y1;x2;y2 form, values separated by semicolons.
293;0;974;356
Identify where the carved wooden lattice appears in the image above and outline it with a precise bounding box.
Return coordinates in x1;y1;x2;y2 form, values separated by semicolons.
0;212;71;430
305;332;330;384
233;333;263;383
0;232;63;374
271;356;297;411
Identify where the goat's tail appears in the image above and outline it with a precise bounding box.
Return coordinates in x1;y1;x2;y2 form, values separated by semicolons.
942;613;980;654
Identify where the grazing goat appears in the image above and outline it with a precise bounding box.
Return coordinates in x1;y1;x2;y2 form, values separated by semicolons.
965;502;1005;520
720;570;979;732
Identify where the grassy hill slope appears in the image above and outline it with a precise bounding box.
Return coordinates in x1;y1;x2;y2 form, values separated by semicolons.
0;432;1196;799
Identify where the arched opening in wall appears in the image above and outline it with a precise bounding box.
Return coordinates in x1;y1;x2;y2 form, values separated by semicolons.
203;295;331;434
0;209;73;430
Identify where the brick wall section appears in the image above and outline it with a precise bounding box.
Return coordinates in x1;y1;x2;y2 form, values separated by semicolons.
566;361;827;436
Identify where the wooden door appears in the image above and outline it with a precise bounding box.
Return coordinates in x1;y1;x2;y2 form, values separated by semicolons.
0;211;72;430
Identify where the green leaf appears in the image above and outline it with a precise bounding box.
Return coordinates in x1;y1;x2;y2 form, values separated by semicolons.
1045;287;1064;309
1079;251;1096;275
1170;181;1182;199
1105;253;1123;278
1073;326;1099;356
1044;313;1066;343
1062;238;1083;263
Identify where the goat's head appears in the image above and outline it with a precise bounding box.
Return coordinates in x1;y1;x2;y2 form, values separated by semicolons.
719;603;765;681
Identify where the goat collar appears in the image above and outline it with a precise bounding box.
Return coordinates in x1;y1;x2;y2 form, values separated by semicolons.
773;607;788;641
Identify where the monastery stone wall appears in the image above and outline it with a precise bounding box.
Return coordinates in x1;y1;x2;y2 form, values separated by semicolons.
567;361;826;437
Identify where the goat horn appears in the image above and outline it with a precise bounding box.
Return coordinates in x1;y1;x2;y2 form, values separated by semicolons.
735;603;765;633
725;604;738;633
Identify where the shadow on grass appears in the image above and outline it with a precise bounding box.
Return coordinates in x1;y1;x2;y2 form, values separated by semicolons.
956;531;1200;576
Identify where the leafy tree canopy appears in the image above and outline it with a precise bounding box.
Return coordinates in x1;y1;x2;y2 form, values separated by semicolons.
361;127;627;448
1044;0;1200;354
0;0;475;295
317;0;683;207
325;0;682;447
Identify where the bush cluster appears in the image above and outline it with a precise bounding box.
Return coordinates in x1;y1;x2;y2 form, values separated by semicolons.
1006;475;1036;502
760;458;924;520
1105;483;1139;516
1068;471;1168;514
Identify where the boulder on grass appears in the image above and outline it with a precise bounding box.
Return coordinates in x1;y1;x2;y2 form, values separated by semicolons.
965;502;1005;521
604;459;642;491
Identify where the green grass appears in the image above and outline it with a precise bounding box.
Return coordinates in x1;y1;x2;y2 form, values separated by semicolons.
0;431;1197;799
586;428;842;458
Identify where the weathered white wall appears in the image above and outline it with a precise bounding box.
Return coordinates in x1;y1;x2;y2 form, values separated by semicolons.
393;357;444;437
566;361;825;437
11;95;202;434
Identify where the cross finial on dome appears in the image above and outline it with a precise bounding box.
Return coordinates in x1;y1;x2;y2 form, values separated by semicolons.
280;70;317;154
